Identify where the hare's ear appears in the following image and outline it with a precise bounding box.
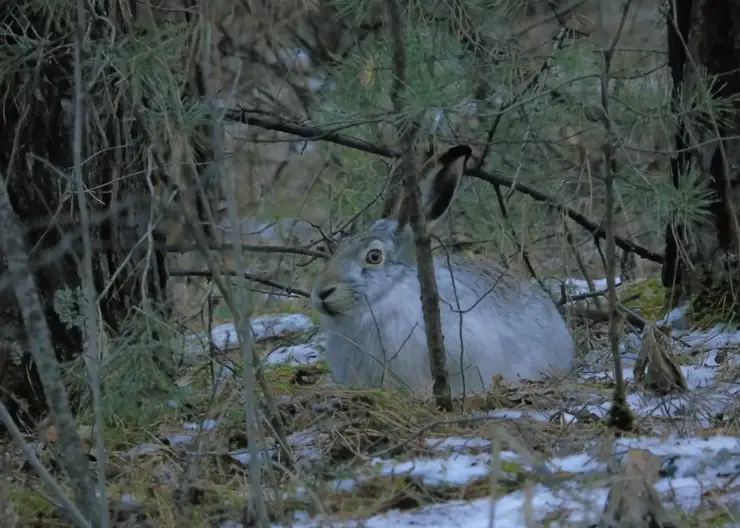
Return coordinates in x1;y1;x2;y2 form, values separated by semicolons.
421;144;472;230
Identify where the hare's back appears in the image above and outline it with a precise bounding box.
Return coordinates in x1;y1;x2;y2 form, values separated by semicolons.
433;256;551;309
432;255;575;379
433;256;572;343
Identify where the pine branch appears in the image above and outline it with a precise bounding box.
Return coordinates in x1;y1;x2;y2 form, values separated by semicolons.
223;108;664;264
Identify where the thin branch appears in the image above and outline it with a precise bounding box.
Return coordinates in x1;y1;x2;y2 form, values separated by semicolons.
600;0;635;432
570;305;647;330
491;182;545;292
224;109;391;156
73;0;109;523
565;226;605;311
129;105;294;471
476;25;569;170
222;109;664;264
206;21;292;514
169;269;310;298
166;243;327;259
0;170;99;524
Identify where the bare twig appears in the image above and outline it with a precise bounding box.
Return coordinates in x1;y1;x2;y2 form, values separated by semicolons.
565;226;605;311
129;99;294;472
491;183;545;292
72;1;109;524
0;170;99;525
203;18;277;525
476;25;569;171
169;269;309;298
570;305;647;331
166;243;327;259
600;0;635;432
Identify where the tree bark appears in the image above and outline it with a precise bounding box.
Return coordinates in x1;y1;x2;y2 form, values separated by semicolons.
0;3;169;426
663;0;740;313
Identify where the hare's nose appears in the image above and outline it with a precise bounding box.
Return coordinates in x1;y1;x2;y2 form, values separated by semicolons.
317;286;336;300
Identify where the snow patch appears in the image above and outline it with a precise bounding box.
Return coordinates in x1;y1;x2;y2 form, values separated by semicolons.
211;313;315;350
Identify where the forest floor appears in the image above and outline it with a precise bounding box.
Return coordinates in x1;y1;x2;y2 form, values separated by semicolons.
3;276;740;527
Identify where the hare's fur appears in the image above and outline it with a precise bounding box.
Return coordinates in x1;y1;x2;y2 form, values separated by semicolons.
312;146;576;396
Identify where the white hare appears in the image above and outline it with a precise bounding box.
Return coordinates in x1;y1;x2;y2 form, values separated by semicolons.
311;145;575;396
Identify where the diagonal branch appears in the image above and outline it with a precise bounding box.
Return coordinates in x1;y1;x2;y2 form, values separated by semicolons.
0;171;100;525
166;243;327;259
169;269;310;298
223;108;664;264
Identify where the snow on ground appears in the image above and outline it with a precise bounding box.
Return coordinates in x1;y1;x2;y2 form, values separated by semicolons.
268;434;740;526
155;282;740;527
211;313;315;350
542;277;624;298
278;474;731;528
267;434;740;527
264;340;325;367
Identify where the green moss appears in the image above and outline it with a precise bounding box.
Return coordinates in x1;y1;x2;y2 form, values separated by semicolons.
607;395;635;432
620;276;666;323
619;273;740;329
11;488;57;518
214;305;232;320
263;362;329;391
681;508;737;527
687;272;740;329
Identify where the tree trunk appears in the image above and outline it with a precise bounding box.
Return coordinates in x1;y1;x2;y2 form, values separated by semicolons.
0;3;169;426
663;0;740;317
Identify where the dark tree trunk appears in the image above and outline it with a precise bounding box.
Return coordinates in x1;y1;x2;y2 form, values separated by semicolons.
663;0;740;313
0;3;169;425
662;0;693;295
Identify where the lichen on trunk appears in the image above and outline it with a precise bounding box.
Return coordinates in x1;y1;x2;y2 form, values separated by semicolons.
0;1;174;425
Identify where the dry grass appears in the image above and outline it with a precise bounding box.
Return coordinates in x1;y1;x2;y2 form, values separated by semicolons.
4;308;740;526
4;0;740;526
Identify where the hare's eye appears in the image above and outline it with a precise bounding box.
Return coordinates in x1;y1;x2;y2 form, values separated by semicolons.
365;248;384;266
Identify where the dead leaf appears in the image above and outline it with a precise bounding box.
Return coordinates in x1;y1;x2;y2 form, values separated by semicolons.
598;449;681;528
634;324;687;395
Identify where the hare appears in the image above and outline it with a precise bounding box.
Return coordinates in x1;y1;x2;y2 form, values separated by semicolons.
311;145;576;396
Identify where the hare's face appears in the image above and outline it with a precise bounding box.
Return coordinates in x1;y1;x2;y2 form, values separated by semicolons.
311;223;415;318
311;144;473;319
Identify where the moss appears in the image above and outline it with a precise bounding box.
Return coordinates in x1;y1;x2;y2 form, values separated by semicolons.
620;276;666;323
607;394;635;432
11;488;57;519
263;362;330;392
682;509;737;527
214;305;232;320
620;272;740;329
687;271;740;329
